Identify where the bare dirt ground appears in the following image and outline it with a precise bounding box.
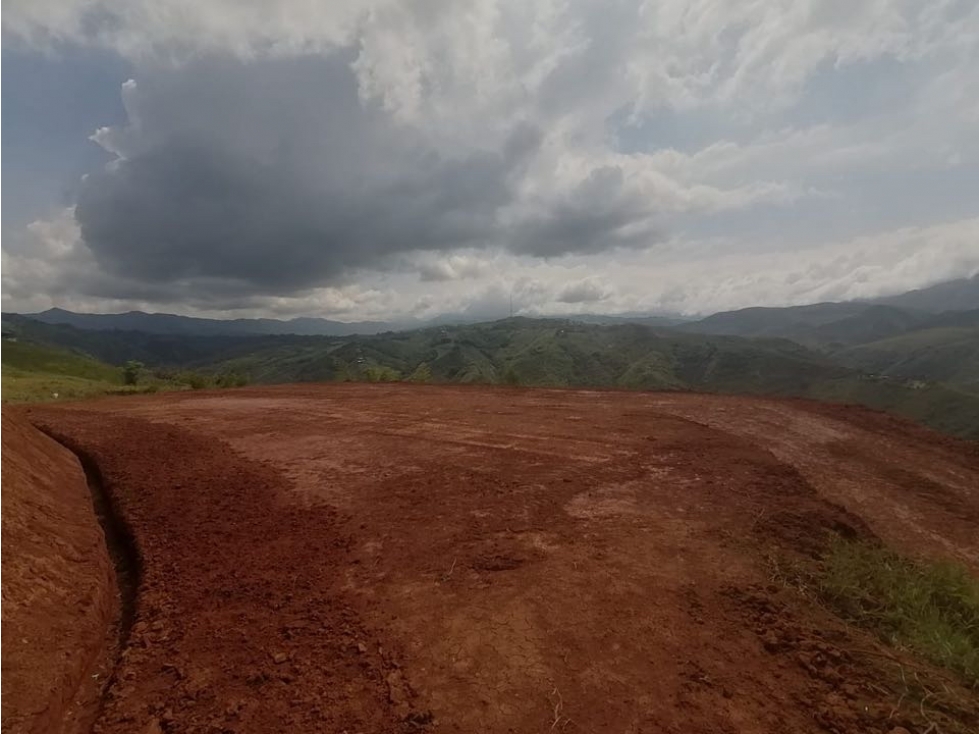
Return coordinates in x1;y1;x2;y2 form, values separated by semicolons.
2;410;118;734
13;384;979;733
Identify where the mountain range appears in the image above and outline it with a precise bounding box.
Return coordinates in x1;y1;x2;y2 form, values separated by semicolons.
12;274;976;338
3;274;978;438
15;307;420;337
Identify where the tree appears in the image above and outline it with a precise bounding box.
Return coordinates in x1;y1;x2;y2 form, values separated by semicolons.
407;362;433;383
122;360;145;385
502;365;520;386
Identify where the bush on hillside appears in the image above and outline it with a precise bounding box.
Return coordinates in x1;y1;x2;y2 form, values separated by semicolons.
502;366;520;386
363;365;401;382
122;360;145;385
215;372;249;388
407;362;433;383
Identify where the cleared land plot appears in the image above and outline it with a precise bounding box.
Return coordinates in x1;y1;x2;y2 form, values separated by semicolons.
15;384;979;733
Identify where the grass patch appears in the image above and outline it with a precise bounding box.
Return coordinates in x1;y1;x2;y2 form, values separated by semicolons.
2;339;128;402
816;536;979;686
1;341;179;403
1;340;123;382
1;339;253;402
1;371;161;403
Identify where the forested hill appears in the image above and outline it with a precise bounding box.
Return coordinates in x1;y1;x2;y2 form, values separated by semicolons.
4;313;978;439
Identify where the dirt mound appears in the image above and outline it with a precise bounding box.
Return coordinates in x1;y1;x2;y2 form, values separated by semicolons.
1;408;117;734
19;384;979;733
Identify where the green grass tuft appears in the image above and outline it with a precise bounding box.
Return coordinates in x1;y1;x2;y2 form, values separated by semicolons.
817;537;979;685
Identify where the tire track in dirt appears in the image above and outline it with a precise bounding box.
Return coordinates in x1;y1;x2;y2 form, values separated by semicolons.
639;393;979;571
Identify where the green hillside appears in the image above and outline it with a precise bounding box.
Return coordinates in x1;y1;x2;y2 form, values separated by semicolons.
807;377;979;439
834;326;979;392
208;318;979;439
4;313;978;438
1;339;129;402
1;336;202;402
208;318;842;390
680;300;979;397
2;339;123;382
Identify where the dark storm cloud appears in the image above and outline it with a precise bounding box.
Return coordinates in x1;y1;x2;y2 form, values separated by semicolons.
508;167;658;257
77;133;515;290
74;55;551;295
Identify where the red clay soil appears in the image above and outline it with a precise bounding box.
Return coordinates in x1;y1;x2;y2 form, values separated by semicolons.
15;384;979;733
1;409;118;734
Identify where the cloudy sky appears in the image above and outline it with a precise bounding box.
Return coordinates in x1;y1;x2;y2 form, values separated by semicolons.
3;1;978;321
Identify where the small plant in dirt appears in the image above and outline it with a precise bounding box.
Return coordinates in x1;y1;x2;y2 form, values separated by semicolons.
816;536;979;686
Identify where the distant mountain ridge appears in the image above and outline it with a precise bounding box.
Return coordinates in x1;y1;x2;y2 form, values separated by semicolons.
7;306;692;337
12;274;974;339
19;307;417;337
865;274;979;312
677;275;979;349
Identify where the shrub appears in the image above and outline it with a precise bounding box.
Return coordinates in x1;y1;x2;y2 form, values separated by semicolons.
122;360;145;385
215;372;248;388
363;366;401;382
179;371;211;390
407;362;433;383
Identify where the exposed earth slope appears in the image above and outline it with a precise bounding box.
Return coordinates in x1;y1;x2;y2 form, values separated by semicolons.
1;409;119;734
11;384;979;733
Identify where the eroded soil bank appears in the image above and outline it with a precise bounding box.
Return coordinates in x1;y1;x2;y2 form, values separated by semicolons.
1;408;119;734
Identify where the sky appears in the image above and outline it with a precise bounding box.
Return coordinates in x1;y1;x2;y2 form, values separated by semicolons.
2;1;978;321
